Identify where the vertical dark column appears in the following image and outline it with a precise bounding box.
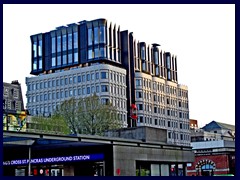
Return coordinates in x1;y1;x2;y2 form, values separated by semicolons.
121;30;136;128
80;23;87;64
44;33;51;71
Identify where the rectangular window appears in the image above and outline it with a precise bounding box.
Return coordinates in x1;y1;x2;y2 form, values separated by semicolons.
96;85;99;93
87;74;90;81
94;47;99;58
101;85;108;92
87;87;90;94
51;37;55;53
82;88;86;95
74;52;78;63
136;79;142;86
38;58;42;70
88;49;93;59
99;26;106;43
96;72;99;79
69;77;73;84
94;27;99;44
57;56;61;66
73;32;78;49
65;78;68;85
91;73;94;80
57;35;61;52
78;75;81;83
61;91;64;98
69;90;73;97
73;76;77;83
88;28;93;46
101;72;108;79
68;53;72;64
52;57;56;67
68;33;72;50
91;86;95;93
38;40;42;57
63;55;67;65
78;88;82;95
65;90;68;98
61;78;64;86
62;35;67;51
136;91;142;98
82;75;86;82
33;61;37;70
33;41;37;58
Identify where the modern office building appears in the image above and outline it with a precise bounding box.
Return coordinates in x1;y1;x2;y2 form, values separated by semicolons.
25;18;190;146
3;80;27;131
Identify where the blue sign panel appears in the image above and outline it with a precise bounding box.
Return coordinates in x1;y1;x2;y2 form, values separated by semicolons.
3;153;104;166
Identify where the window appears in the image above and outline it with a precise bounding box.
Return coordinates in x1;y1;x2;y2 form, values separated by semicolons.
136;91;142;98
78;75;81;82
82;88;86;95
137;104;143;110
99;26;106;43
96;85;99;93
73;32;78;49
94;27;99;44
52;57;56;67
101;72;108;79
87;87;90;94
96;72;99;79
57;36;61;52
33;41;37;58
51;37;56;53
88;28;93;46
141;46;145;60
65;90;68;98
94;47;99;58
33;61;37;70
82;75;86;82
68;33;72;50
69;90;73;97
101;85;108;92
91;86;95;93
74;52;78;63
68;53;72;64
73;76;77;83
65;78;68;85
57;56;61;66
69;77;73;84
87;74;90;81
91;73;94;80
136;79;142;86
62;34;67;51
63;55;67;65
88;49;93;59
100;47;106;58
78;88;82;95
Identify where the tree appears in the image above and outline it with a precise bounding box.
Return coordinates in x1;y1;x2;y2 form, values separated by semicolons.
29;114;71;135
54;93;122;135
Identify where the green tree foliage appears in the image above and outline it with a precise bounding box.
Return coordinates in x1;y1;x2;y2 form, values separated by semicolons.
29;114;71;135
54;94;122;135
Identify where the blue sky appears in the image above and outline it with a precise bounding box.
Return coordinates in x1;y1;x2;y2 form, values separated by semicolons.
3;4;235;127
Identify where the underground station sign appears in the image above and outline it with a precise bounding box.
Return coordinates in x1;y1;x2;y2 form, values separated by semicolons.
3;153;104;166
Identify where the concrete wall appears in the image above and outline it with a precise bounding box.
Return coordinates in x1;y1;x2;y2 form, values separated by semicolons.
113;145;194;176
106;126;167;143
